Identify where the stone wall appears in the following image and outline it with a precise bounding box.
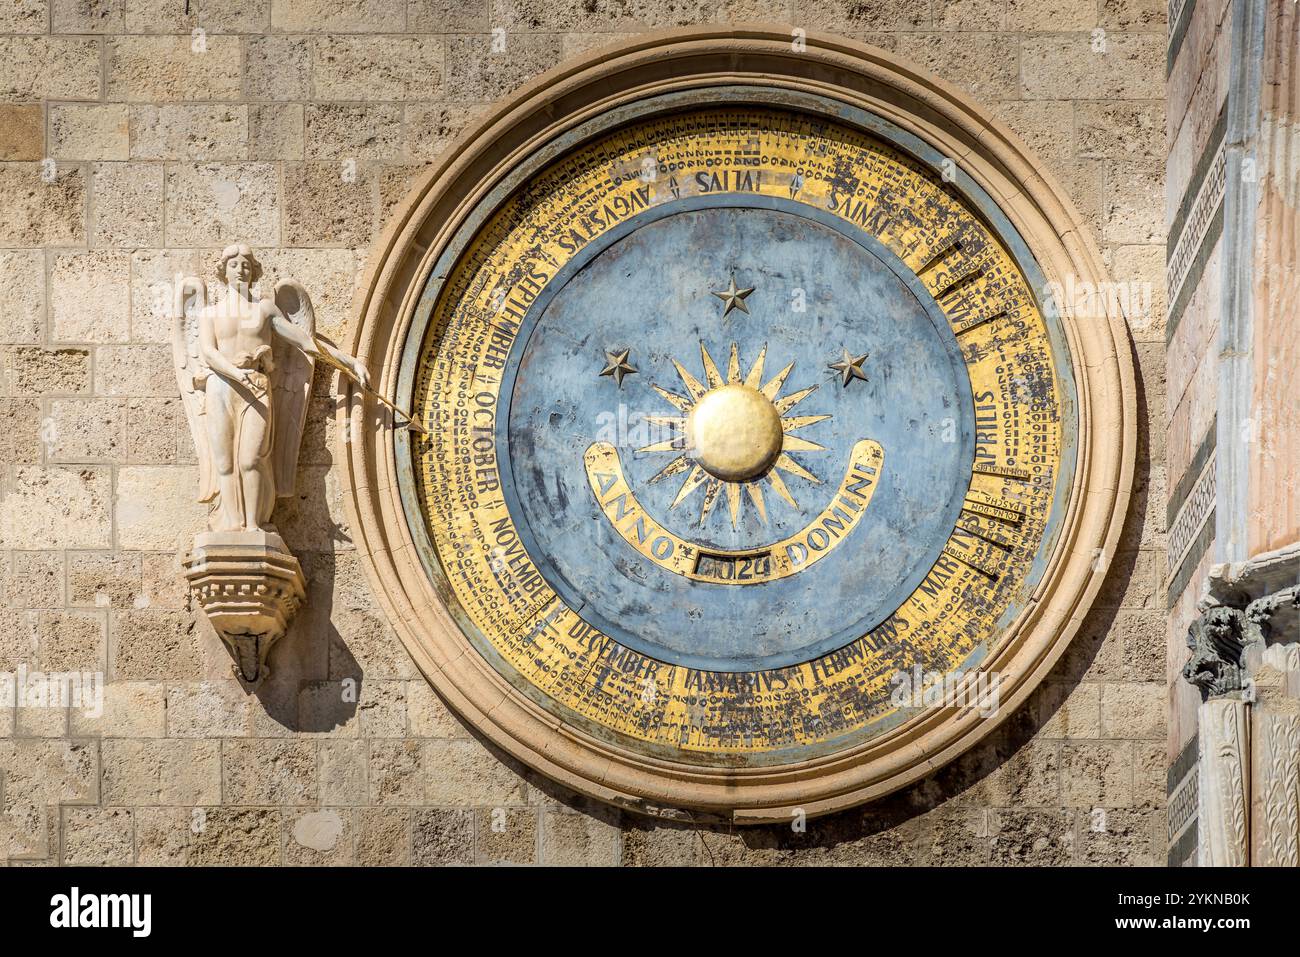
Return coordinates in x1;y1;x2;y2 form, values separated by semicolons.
0;1;1166;865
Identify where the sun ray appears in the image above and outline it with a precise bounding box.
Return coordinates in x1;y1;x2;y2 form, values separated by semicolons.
745;482;768;524
782;435;826;452
782;414;830;432
652;384;693;413
644;415;686;430
725;481;742;528
774;384;818;414
638;436;687;453
743;344;767;389
648;454;691;485
774;453;822;485
766;468;799;509
726;342;741;384
671;465;710;509
699;343;724;389
671;360;707;401
699;478;722;523
760;361;794;400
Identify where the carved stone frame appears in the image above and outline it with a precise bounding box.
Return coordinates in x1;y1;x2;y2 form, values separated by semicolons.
340;26;1137;822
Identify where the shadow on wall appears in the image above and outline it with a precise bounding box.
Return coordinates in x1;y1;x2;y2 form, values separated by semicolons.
247;384;363;732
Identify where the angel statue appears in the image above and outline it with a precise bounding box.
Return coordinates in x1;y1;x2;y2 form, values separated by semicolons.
171;244;371;533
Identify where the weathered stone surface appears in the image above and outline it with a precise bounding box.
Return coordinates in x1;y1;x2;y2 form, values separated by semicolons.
1061;742;1135;808
0;0;46;33
115;465;207;552
106;36;242;102
4;552;64;610
38;609;107;671
101;739;220;805
249;103;304;160
92;162;165;248
313;36;443;100
271;0;405;32
163;162;279;246
130;105;249;161
411;808;473;865
443;34;557;102
404;103;481;161
989;809;1075;865
0;398;42;466
286;808;351;865
244;35;311;100
0;467;112;549
540;808;620;865
0;104;44;161
0;249;45;344
223;739;318;805
894;32;1020;102
355;807;410;865
0;165;86;246
1021;34;1164;100
52;0;125;33
166;681;253;737
69;681;166;737
476;807;538;865
281;162;375;248
63;808;134;866
94;345;174;397
0;37;102;100
305;104;402;160
51;252;132;343
50;105;131;161
109;608;202;680
47;395;126;462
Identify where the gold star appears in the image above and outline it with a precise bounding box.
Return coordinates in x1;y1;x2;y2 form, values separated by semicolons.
599;348;637;387
829;348;869;387
711;275;755;317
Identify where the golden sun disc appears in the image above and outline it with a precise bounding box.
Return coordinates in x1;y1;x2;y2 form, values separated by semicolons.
687;384;783;482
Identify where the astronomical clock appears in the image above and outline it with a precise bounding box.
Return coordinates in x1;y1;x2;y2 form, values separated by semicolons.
346;29;1135;821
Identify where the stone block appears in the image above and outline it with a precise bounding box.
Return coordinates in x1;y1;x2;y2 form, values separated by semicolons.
411;808;473;865
109;608;202;681
69;681;166;737
130;104;249;161
0;249;45;345
49;105;131;162
63;807;134;866
282;162;375;247
223;739;318;805
0;104;44;161
0;37;102;100
1021;34;1164;99
0;164;87;247
313;35;443;101
0;467;112;549
355;807;409;865
51;251;131;344
163;162;279;247
114;465;207;551
304;104;402;160
101;738;220;805
105;35;242;102
92;162;166;248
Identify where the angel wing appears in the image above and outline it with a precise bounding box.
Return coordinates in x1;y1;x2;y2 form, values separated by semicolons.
271;278;317;500
171;277;216;503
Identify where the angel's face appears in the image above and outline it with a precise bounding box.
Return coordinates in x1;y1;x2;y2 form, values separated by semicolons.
224;254;254;288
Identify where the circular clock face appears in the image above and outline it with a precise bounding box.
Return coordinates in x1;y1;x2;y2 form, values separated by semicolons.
404;95;1078;771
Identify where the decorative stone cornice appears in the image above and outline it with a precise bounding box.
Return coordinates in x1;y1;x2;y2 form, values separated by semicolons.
1183;542;1300;700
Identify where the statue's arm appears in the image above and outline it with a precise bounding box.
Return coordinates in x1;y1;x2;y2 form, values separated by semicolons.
198;310;251;386
269;303;371;392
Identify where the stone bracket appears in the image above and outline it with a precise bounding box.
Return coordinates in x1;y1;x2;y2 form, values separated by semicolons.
183;530;306;684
